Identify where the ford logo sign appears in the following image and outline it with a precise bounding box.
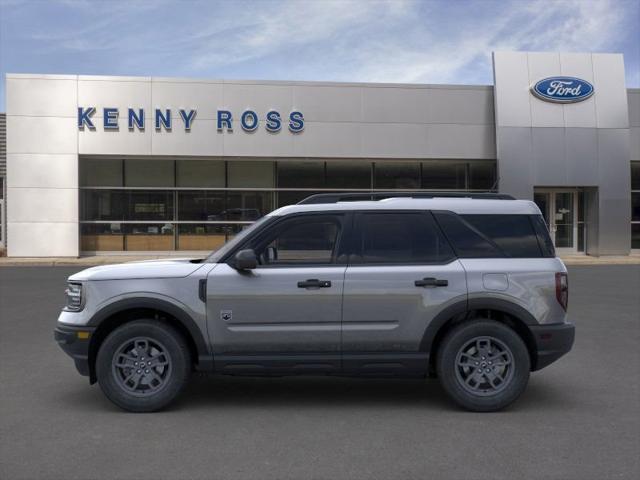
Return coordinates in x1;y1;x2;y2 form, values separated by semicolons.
531;77;594;103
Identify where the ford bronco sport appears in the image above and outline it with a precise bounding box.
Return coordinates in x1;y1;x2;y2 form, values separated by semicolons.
55;192;575;412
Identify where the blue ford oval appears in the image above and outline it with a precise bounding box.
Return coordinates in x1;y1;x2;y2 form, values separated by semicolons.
531;77;594;103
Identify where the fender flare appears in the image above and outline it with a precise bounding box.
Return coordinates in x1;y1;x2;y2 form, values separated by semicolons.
88;297;213;371
419;297;539;353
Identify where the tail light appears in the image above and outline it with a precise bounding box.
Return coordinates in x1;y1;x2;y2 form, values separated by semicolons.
555;272;568;311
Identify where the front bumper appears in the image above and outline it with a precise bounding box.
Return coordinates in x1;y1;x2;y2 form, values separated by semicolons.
54;324;96;377
530;321;575;371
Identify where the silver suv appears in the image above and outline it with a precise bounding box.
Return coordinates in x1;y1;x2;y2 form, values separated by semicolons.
55;193;575;412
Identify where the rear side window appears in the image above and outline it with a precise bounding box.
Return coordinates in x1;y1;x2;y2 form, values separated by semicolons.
434;212;550;258
461;215;543;258
433;212;503;258
353;212;454;264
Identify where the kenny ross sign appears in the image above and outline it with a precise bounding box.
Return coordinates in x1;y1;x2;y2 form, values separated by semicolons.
77;107;305;133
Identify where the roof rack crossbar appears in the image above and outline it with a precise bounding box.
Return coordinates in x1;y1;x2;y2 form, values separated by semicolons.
297;191;515;204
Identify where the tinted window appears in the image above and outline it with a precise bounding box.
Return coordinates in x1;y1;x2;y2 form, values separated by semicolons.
462;215;543;258
355;212;454;264
374;162;420;189
253;215;342;265
530;214;556;257
434;212;503;258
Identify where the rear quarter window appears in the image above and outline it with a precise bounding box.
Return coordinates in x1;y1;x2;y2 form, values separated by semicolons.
434;212;551;258
461;215;543;258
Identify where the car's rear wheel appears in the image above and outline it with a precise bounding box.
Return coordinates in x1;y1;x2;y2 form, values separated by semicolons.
96;320;191;412
436;319;530;412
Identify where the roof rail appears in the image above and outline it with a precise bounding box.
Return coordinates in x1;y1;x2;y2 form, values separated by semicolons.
297;191;515;205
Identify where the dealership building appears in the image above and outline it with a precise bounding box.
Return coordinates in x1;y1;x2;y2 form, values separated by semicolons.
1;51;639;257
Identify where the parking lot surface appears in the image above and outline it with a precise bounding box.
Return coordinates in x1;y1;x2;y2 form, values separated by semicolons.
1;265;639;480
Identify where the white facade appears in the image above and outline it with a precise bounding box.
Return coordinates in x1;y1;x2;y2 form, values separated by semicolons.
3;51;639;257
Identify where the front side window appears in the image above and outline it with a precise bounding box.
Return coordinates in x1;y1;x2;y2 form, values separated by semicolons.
251;215;343;266
353;212;454;264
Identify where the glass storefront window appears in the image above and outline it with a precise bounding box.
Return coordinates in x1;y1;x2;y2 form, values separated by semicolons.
81;158;123;186
123;223;174;251
422;162;466;189
80;223;124;251
632;192;640;222
631;162;640;190
326;161;371;189
177;224;237;251
128;191;174;221
468;162;496;190
176;160;225;188
226;191;272;220
277;191;324;208
375;162;420;189
125;159;175;187
178;191;225;221
632;224;640;249
81;190;126;221
277;161;325;188
79;157;500;251
228;161;274;188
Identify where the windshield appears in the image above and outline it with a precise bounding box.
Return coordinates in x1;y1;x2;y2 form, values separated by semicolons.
205;216;273;263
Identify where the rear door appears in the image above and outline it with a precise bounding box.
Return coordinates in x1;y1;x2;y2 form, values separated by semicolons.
206;212;348;373
341;211;467;373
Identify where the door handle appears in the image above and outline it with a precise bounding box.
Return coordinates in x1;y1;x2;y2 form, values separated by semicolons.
297;279;332;288
414;277;448;287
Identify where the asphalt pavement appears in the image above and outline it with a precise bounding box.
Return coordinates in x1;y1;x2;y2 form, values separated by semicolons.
1;265;639;480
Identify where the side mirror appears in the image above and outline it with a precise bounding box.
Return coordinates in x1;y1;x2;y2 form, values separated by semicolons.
234;249;258;270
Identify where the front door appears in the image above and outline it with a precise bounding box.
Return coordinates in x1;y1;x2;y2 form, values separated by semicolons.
206;213;348;373
341;211;467;374
534;190;578;253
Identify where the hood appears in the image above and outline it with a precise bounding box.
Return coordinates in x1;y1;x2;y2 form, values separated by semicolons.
68;258;206;281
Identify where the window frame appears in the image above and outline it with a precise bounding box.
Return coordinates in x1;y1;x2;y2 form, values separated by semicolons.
348;210;457;266
223;211;351;268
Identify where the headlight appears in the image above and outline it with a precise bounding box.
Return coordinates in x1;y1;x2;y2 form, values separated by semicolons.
64;283;84;311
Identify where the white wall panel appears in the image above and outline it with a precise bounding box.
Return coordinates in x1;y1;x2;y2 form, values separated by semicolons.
527;52;564;128
560;53;597;128
7;222;79;257
223;125;294;157
428;124;495;158
7;116;77;154
7;154;78;189
223;83;293;121
361;87;429;124
151;80;223;120
7;187;78;223
6;77;77;117
151;119;223;156
293;85;361;123
592;54;629;128
361;124;427;158
427;88;494;125
493;52;532;127
79;118;151;155
293;122;361;157
78;78;152;116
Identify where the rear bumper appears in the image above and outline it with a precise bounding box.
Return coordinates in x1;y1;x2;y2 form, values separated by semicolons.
530;322;575;371
54;324;95;377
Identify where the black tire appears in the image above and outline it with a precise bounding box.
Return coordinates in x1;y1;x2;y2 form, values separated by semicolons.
96;320;191;412
436;319;530;412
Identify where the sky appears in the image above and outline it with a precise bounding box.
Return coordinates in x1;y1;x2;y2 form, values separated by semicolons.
0;0;638;111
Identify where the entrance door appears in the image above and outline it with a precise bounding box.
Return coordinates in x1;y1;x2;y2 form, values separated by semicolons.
534;190;578;253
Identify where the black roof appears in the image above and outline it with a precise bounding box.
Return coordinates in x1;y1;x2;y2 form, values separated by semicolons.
297;191;515;205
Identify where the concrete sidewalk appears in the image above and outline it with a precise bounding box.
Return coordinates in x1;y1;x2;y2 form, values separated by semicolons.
1;254;639;267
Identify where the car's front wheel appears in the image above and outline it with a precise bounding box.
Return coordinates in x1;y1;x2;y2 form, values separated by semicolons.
96;320;191;412
436;319;530;412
